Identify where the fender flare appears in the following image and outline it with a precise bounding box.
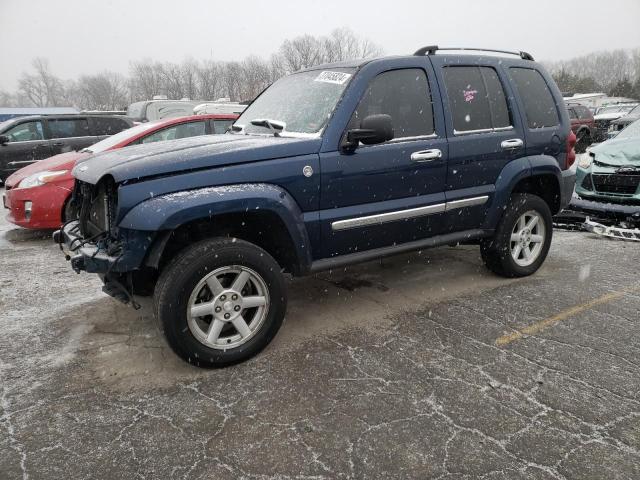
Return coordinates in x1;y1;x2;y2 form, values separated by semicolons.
120;183;313;273
483;155;562;229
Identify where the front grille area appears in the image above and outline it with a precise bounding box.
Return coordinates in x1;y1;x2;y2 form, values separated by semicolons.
76;179;117;238
581;174;593;191
592;174;640;195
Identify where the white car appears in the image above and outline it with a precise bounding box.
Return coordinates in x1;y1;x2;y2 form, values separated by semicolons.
193;99;247;115
593;103;638;141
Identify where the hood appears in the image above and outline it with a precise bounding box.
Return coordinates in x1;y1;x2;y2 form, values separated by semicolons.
5;150;90;188
591;137;640;167
73;133;323;184
611;114;640;126
594;112;625;121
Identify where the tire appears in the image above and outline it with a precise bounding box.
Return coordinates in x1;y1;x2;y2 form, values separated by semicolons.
480;193;553;278
62;196;78;222
153;237;287;368
575;130;591;154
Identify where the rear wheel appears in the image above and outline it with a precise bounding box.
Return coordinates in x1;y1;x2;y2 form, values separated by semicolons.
481;193;553;277
154;237;287;367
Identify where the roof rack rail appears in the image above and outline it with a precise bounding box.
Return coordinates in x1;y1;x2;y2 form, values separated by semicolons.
413;45;534;61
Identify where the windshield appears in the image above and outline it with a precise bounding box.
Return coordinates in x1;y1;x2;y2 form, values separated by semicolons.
0;119;17;132
84;121;163;153
126;101;147;120
235;68;355;135
598;105;636;115
617;118;640;140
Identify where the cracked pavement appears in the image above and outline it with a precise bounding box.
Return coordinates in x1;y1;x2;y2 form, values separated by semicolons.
1;195;639;479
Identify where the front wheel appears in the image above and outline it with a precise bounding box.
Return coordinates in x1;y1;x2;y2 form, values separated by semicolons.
575;130;591;154
480;193;553;277
154;237;287;367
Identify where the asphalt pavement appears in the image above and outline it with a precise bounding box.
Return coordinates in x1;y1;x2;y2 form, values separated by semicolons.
1;194;639;479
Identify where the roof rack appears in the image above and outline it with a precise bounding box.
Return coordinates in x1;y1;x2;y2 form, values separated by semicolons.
413;45;534;61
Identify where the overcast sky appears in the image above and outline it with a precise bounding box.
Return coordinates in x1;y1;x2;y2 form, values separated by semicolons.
1;0;639;91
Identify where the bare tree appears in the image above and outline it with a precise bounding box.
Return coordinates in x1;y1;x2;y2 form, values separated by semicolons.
18;58;64;106
279;35;325;73
545;48;640;94
9;29;385;108
0;90;17;107
76;72;128;110
197;60;222;100
129;59;163;101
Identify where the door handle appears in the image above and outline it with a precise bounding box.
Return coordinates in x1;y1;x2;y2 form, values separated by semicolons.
35;144;50;149
501;138;523;150
411;149;442;162
52;142;65;147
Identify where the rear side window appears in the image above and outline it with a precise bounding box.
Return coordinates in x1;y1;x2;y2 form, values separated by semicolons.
510;68;559;129
213;119;234;134
141;121;206;144
49;118;90;138
94;117;131;136
351;68;435;138
568;108;578;120
442;66;511;133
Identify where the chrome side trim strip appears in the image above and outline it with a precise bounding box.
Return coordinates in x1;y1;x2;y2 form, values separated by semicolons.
445;195;489;211
453;126;514;136
331;203;446;231
331;195;490;231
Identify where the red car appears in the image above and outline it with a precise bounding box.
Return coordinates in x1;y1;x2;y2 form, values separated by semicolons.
3;114;237;229
565;102;595;153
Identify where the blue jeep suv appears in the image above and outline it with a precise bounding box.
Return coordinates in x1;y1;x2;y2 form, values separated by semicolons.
56;46;576;367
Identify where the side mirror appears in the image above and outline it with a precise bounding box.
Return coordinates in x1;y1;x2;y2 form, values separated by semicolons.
343;114;394;152
0;135;9;145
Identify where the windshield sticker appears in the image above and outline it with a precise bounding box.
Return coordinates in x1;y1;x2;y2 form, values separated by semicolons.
314;71;352;85
463;88;478;102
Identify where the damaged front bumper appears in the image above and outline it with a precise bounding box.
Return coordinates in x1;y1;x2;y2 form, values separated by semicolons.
53;221;156;307
555;196;640;227
583;219;640;241
53;221;121;274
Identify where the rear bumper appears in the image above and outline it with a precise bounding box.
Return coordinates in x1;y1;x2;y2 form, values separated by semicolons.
4;183;70;229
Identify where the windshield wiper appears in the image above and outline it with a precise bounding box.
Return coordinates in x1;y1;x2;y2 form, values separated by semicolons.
250;118;286;136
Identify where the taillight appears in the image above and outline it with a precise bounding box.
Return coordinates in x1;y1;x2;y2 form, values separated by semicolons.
566;131;576;169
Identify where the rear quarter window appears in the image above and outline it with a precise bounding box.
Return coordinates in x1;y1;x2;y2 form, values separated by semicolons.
510;68;560;129
94;117;131;136
442;66;511;133
49;118;91;138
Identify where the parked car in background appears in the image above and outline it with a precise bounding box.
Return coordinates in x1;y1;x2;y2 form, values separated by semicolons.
3;114;237;229
0;107;79;122
593;103;638;142
575;118;640;204
54;46;575;367
566;102;595;153
608;104;640;139
193;100;247;115
126;99;203;122
0;114;133;183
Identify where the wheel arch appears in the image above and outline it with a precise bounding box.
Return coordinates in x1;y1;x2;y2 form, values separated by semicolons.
125;183;313;276
484;155;562;229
